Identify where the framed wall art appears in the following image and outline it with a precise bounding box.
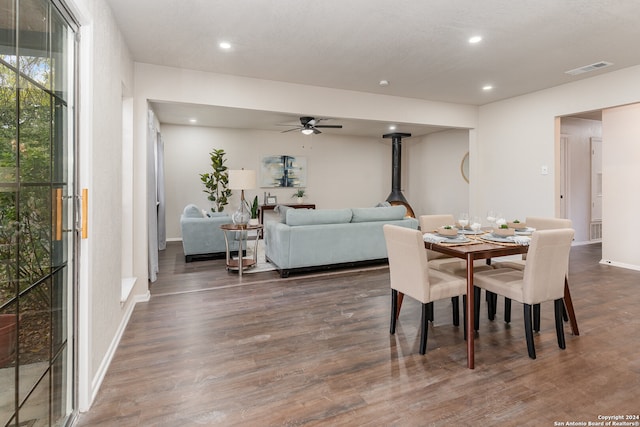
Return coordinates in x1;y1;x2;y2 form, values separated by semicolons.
260;155;307;188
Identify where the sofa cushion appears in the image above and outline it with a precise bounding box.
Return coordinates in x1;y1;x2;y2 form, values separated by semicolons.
183;204;204;218
286;208;352;226
274;205;294;223
351;205;407;223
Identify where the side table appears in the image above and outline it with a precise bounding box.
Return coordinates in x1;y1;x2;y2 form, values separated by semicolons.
220;223;263;277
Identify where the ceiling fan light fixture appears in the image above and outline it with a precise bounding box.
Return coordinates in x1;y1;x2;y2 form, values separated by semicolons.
301;128;314;135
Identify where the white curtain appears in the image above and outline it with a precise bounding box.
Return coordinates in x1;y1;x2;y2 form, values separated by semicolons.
156;132;166;250
147;109;159;282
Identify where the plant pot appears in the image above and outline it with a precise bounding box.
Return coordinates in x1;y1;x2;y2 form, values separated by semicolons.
297;197;303;204
0;314;17;367
248;218;259;226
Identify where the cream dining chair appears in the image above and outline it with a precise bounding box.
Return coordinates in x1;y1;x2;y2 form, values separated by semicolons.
473;228;574;359
419;214;494;275
491;217;573;326
383;224;468;354
419;214;494;329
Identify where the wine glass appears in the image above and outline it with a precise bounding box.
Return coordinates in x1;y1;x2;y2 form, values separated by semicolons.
470;216;482;235
458;212;469;231
486;210;497;227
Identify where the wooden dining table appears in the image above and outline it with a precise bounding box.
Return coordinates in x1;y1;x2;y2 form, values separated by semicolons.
424;236;579;369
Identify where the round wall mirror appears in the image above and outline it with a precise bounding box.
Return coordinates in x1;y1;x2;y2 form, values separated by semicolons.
461;152;469;183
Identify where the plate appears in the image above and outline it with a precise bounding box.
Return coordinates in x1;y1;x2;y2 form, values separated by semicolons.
459;229;484;235
437;235;470;243
484;234;515;243
514;227;535;235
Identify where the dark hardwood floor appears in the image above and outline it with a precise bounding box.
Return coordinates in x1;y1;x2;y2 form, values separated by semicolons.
77;242;639;426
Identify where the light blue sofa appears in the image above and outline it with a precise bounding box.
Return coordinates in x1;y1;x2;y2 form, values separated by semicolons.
265;205;419;277
180;204;243;262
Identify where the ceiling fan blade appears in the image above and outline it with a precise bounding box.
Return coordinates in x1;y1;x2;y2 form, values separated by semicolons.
315;125;343;128
313;128;322;134
280;128;301;133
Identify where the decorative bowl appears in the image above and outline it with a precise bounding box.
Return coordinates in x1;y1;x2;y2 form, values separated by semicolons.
493;227;515;237
508;221;527;230
437;226;459;236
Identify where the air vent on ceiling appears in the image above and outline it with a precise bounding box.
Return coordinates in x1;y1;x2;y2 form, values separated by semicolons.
565;61;613;76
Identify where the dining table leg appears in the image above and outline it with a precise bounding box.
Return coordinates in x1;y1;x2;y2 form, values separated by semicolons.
563;277;580;336
466;253;475;369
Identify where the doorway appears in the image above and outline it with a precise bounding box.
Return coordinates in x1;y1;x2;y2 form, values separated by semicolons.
559;112;602;245
0;0;77;425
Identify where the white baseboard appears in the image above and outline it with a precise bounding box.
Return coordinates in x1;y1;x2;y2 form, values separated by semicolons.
599;259;640;271
88;289;150;409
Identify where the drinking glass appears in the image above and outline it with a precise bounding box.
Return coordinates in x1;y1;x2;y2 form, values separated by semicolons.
458;212;469;231
470;216;482;234
486;210;497;227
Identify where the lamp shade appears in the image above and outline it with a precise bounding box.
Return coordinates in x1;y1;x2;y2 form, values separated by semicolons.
228;169;256;190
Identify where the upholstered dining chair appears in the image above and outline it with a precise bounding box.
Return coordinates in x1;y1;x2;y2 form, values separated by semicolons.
491;217;573;325
473;228;575;359
419;214;495;276
419;214;494;328
383;224;467;354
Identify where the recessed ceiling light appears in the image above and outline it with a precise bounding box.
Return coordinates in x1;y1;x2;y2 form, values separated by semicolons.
379;80;389;86
219;41;231;49
469;36;482;44
189;118;197;123
482;85;493;91
389;125;397;130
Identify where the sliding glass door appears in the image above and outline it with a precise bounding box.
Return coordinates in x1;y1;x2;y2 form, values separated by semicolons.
1;0;76;425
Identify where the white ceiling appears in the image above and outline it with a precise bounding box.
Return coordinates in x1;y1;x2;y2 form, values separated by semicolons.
106;0;638;136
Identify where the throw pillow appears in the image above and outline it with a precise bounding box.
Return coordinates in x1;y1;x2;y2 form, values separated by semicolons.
183;204;203;218
375;201;392;207
274;205;293;223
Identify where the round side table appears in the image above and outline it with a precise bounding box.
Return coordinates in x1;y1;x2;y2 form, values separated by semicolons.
220;223;263;277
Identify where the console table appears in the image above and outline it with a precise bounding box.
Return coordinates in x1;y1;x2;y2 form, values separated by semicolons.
258;203;316;224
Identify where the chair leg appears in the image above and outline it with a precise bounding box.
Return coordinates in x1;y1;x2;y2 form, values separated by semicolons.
533;303;541;332
486;291;497;320
420;303;430;354
504;298;512;323
428;302;434;322
462;295;467;341
555;299;566;350
451;296;459;326
524;304;536;359
390;289;397;335
562;303;568;322
474;286;481;331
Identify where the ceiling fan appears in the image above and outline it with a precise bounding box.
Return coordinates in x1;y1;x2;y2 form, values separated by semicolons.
280;116;343;135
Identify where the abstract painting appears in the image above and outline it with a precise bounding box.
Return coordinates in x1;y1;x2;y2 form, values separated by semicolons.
260;155;307;188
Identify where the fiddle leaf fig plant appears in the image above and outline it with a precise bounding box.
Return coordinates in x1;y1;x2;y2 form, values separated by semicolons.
200;149;232;212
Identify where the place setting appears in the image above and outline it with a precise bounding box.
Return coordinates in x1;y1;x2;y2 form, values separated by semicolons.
479;214;534;246
422;213;485;245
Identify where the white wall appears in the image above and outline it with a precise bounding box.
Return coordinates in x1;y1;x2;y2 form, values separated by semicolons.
408;129;470;218
163;125;392;239
476;65;640;269
68;0;143;411
601;103;640;270
560;117;602;242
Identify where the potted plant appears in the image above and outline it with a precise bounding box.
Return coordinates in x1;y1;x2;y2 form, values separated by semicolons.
292;188;306;204
200;149;232;212
248;195;259;225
